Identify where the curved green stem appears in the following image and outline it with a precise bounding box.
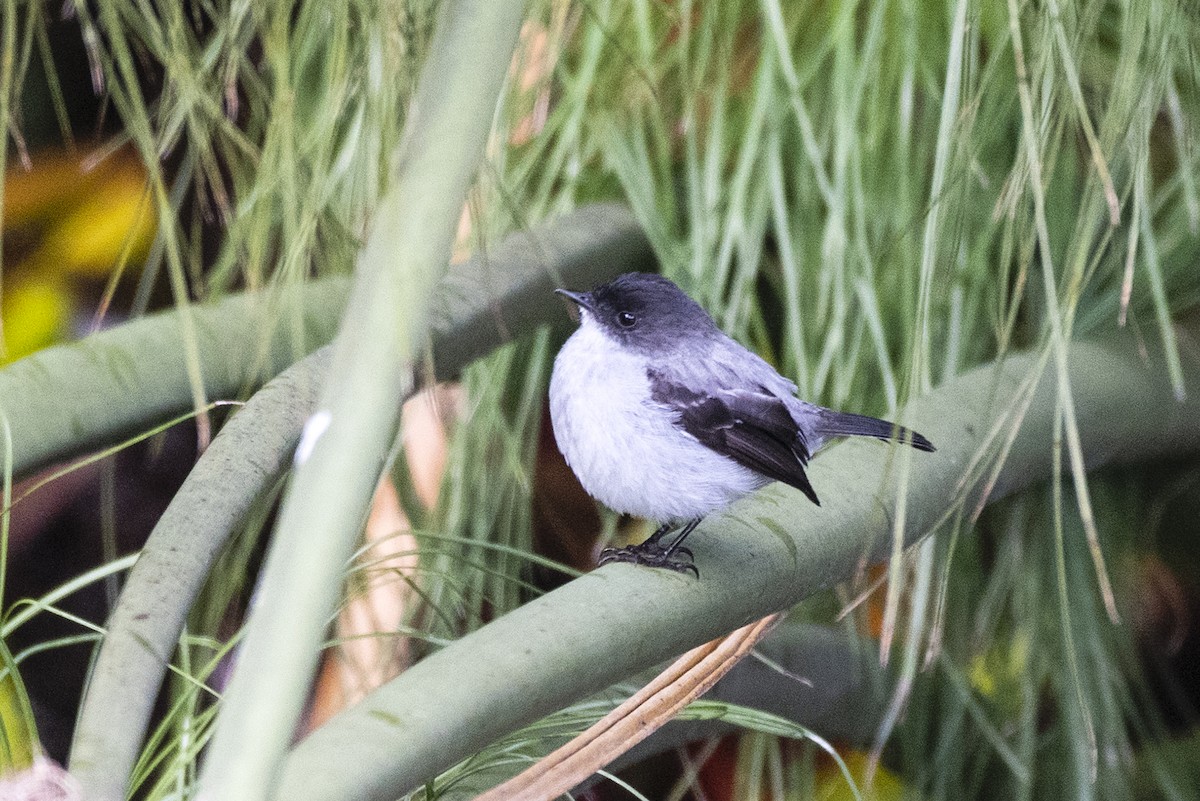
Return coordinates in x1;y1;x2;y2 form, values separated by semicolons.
66;204;651;801
1;279;347;480
195;4;534;798
277;320;1200;801
66;346;329;799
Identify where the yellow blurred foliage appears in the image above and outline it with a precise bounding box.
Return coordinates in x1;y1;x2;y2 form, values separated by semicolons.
1;277;70;364
969;630;1031;702
0;637;38;774
2;155;107;229
2;150;156;360
815;750;908;801
32;173;156;279
5;151;156;279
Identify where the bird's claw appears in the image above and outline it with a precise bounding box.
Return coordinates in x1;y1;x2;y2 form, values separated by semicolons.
598;543;699;577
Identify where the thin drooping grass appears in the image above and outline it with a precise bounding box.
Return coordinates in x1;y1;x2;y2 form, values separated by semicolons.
890;483;1199;801
0;635;37;770
403;685;864;801
1;0;1198;798
417;331;556;636
438;0;1199;797
194;3;528;799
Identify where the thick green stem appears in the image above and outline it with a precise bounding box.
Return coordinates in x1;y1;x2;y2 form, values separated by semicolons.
66;204;650;801
0;280;346;479
195;3;529;799
67;347;330;800
277;319;1200;801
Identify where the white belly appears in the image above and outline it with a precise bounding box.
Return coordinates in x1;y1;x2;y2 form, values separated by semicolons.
548;325;767;522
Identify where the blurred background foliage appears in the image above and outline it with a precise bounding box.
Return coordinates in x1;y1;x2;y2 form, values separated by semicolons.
1;0;1199;799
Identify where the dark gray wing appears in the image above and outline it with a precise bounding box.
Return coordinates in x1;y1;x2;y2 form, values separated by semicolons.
648;370;820;505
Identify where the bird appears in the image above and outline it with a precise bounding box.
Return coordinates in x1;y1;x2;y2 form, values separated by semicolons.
548;272;935;575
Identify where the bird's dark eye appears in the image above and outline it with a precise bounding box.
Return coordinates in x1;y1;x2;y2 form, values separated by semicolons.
617;311;637;328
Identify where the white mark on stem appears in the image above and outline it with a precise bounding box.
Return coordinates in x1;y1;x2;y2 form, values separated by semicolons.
295;410;332;465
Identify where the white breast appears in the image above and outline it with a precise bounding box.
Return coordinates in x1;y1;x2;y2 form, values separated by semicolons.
548;320;768;522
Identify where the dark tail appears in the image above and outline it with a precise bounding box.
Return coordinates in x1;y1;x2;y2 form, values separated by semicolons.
815;410;936;452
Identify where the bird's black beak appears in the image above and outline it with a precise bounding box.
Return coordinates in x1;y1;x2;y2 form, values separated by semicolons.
554;288;595;314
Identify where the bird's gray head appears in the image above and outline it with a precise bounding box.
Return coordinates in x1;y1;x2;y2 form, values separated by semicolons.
556;273;719;355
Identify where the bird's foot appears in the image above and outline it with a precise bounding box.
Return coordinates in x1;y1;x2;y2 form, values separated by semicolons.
598;542;698;577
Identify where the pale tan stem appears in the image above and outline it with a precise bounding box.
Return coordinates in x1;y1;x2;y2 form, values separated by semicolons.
475;613;782;801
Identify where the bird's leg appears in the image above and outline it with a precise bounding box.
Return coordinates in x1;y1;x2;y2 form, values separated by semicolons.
597;519;701;577
642;522;674;547
662;518;701;559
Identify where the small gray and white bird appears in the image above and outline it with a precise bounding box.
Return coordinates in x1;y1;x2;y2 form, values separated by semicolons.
549;272;934;575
